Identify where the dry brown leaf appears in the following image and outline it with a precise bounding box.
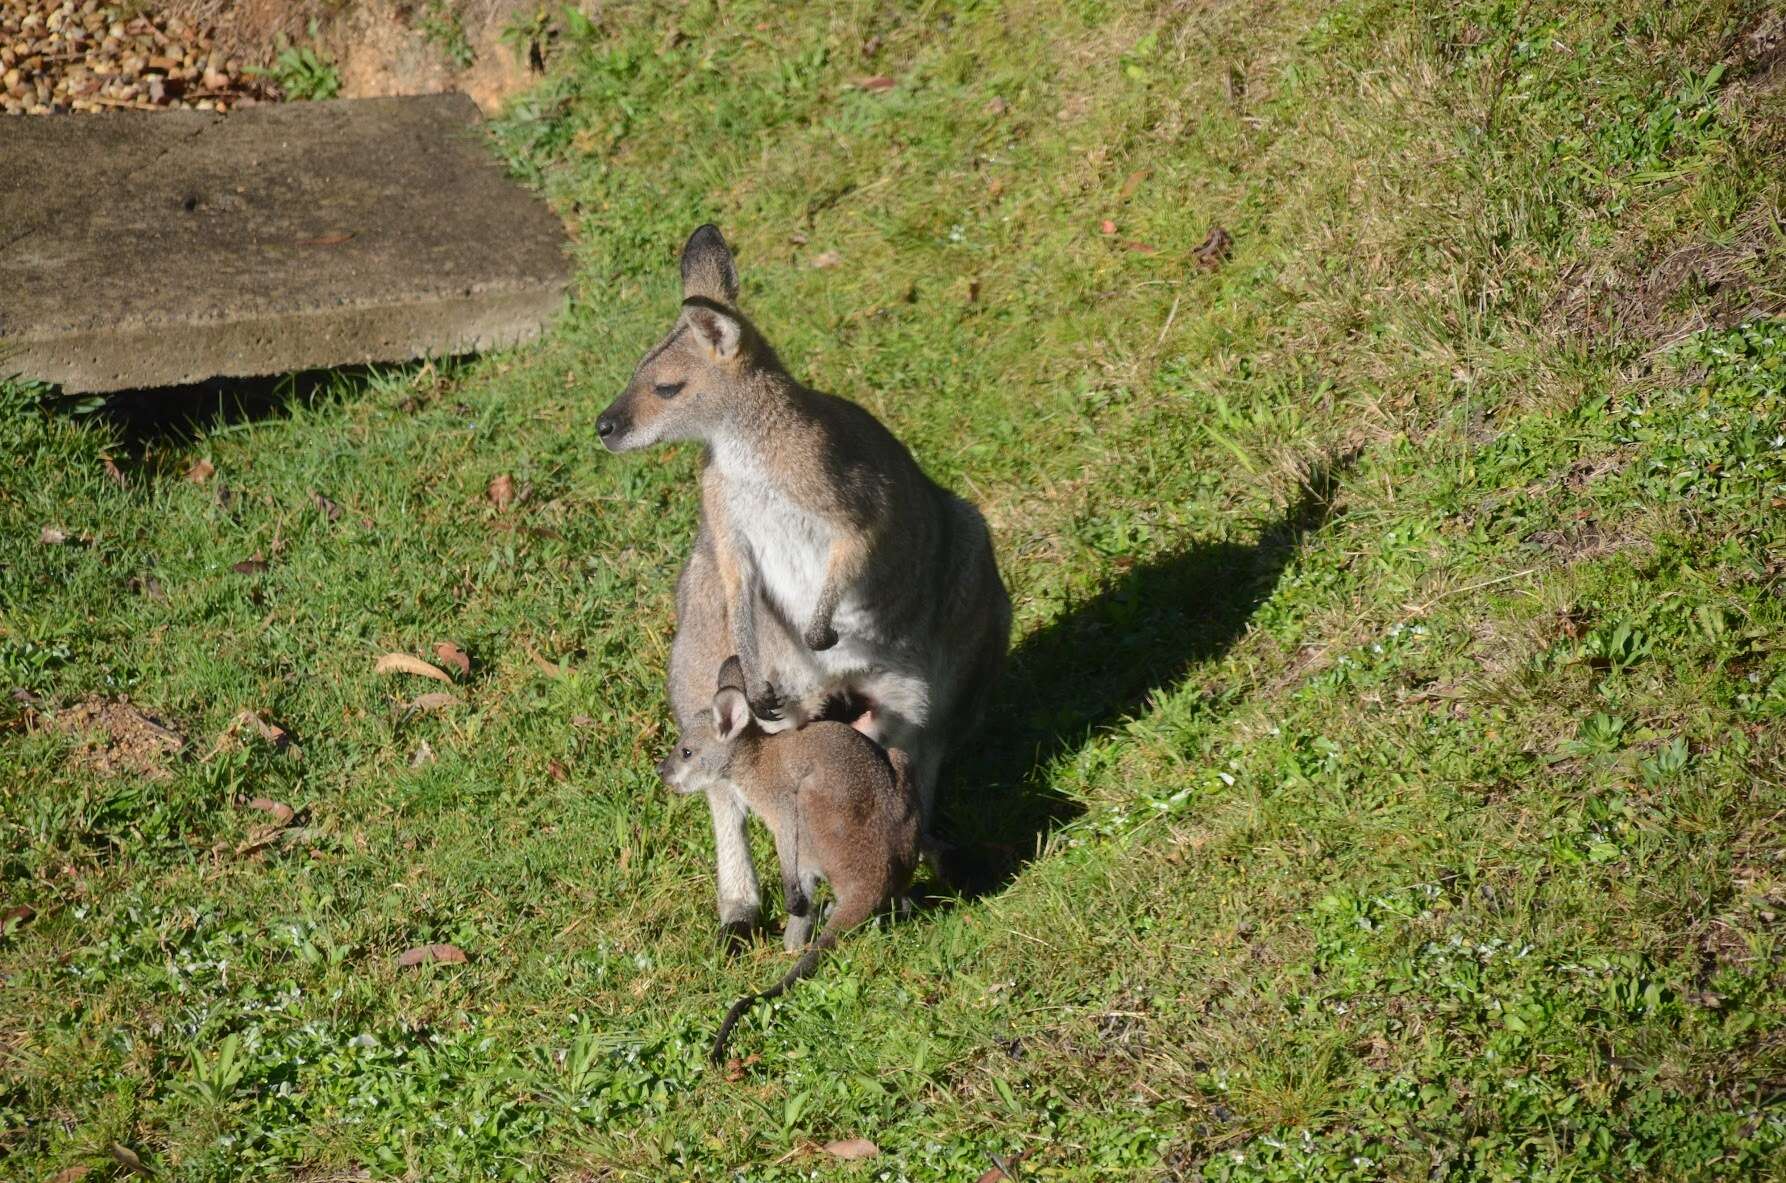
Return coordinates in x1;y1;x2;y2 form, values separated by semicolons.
236;824;286;855
810;250;842;269
823;1138;879;1160
525;643;565;679
375;653;452;683
1118;167;1149;200
547;758;568;781
433;642;471;678
407;692;457;714
984;96;1008;115
186;458;215;484
723;1052;761;1081
39;525;68;544
859;74;896;92
231;555;268;574
311;491;343;521
101;456;126;487
2;903;36;929
1099;219;1117;235
245;797;295;825
1123;240;1158;254
1194;224;1234;270
411;740;436;767
488;473;516;511
47;1165;90;1183
107;1144;149;1176
397;943;468;967
296;231;354;246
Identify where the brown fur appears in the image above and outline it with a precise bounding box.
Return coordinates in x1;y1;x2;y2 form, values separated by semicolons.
657;657;921;1063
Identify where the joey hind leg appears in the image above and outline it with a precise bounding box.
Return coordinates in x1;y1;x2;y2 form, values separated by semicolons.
706;785;762;954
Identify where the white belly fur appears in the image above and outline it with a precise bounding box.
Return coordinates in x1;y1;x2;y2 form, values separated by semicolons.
715;443;926;727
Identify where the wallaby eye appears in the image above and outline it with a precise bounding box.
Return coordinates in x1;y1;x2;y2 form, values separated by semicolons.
653;380;686;399
680;746;692;759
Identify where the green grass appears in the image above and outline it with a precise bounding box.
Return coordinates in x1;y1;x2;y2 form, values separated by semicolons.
4;0;1786;1178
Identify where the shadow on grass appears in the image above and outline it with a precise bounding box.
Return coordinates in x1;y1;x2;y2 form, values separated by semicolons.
939;461;1346;896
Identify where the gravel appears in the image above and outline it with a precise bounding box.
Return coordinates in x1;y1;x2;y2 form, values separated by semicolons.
1;0;273;115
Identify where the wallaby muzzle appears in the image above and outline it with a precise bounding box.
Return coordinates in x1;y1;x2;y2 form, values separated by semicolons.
595;394;635;452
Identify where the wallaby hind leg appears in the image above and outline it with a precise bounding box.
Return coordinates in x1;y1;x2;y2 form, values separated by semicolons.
780;867;820;952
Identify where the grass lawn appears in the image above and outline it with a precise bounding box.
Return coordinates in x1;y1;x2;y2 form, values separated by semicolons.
5;0;1786;1178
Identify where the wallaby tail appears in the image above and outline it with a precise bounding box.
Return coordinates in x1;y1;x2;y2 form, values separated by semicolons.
709;897;879;1066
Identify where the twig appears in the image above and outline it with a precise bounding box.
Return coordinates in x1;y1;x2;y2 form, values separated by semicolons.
1157;294;1181;345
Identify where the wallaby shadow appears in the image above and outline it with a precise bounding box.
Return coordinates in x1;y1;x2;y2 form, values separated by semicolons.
937;464;1344;897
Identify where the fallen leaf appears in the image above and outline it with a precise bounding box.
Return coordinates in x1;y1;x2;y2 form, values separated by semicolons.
984;95;1008;115
1194;224;1234;270
231;555;268;574
245;797;295;825
375;653;452;683
2;903;35;929
186;458;215;484
1099;219;1117;235
1118;167;1149;200
130;574;167;602
311;491;342;521
433;642;471;678
526;643;565;679
397;943;468;967
824;1139;879;1161
407;692;457;714
1123;240;1158;254
723;1052;761;1082
859;74;896;92
975;1170;1006;1183
571;714;595;729
810;250;842;269
47;1166;90;1183
547;758;568;781
411;740;436;767
108;1143;151;1175
39;525;67;544
488;473;516;512
295;231;354;246
235;824;286;855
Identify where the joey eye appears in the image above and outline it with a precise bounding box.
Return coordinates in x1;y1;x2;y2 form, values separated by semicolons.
653;380;686;399
680;746;692;759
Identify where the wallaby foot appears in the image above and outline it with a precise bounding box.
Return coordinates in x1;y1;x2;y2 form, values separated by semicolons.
783;912;816;952
717;917;757;958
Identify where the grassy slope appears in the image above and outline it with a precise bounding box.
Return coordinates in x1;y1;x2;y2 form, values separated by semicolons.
4;0;1786;1178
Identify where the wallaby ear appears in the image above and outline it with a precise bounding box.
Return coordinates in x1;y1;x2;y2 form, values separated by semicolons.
716;655;747;694
712;686;752;741
680;224;739;304
686;304;742;360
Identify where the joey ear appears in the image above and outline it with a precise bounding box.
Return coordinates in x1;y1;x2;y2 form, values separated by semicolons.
680;224;740;304
686;305;742;360
712;687;752;741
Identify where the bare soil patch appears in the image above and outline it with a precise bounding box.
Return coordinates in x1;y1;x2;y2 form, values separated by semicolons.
48;696;184;779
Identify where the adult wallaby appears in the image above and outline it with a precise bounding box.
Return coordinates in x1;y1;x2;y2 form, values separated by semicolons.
601;225;1009;942
656;657;921;1064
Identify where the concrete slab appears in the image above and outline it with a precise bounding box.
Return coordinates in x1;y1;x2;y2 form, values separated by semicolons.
1;93;570;392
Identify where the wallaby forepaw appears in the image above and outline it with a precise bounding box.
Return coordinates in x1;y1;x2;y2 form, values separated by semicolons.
747;680;784;722
803;621;839;651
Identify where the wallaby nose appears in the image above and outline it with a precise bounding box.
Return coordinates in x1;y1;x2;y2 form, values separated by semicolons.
655;755;674;780
596;415;616;438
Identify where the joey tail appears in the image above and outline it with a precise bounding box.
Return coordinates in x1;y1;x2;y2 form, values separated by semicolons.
710;896;877;1065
